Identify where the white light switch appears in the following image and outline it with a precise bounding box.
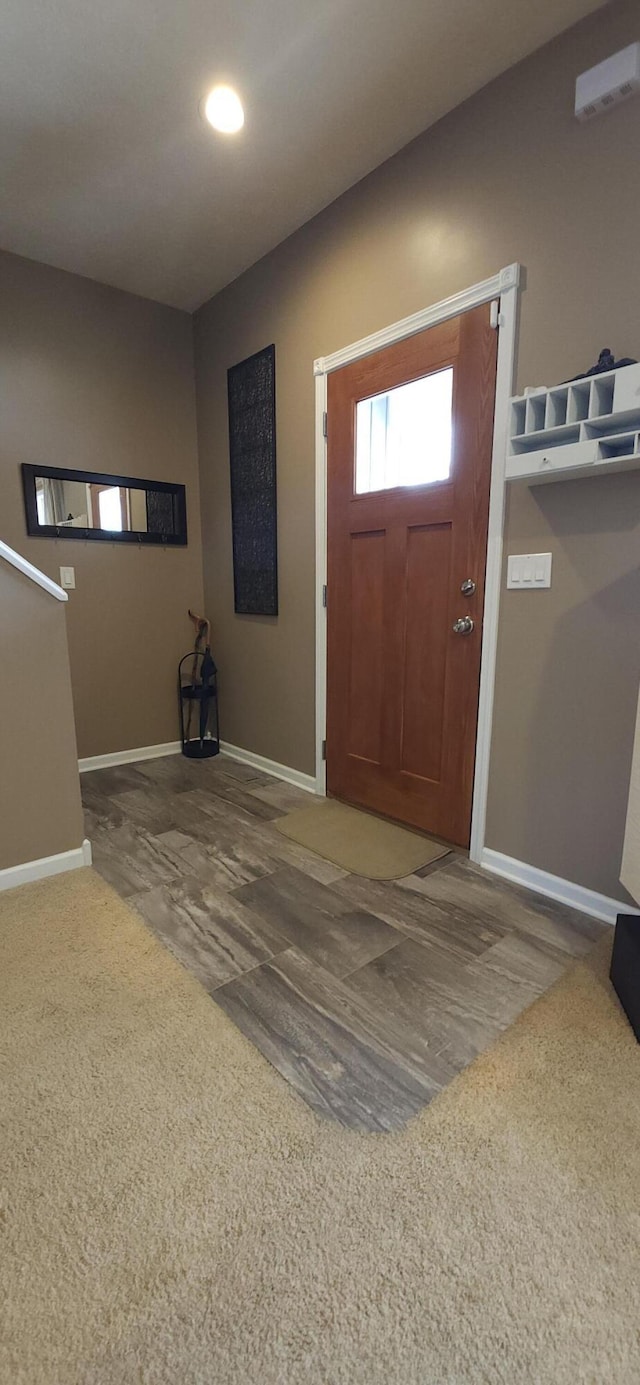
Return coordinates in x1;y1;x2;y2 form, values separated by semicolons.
59;566;76;590
507;553;552;589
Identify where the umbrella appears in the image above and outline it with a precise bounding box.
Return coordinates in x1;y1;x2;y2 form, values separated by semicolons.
198;647;217;746
186;608;211;745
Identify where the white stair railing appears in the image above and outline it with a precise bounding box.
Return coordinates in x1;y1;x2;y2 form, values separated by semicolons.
0;539;67;601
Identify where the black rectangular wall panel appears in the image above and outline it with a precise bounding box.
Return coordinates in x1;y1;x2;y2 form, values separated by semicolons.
227;343;278;616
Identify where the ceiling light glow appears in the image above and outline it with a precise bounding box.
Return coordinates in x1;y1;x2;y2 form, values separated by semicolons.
204;85;244;134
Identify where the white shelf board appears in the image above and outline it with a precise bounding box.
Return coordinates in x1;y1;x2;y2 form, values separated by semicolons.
510;422;581;450
507;450;640;485
507;362;640;485
584;409;640;435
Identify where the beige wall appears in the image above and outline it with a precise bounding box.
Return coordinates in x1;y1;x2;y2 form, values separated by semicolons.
0;565;84;869
0;250;203;758
195;0;640;900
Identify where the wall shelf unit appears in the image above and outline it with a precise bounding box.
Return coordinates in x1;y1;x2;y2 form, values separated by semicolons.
506;362;640;484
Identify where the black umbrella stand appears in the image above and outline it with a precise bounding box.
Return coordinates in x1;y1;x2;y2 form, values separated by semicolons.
178;649;220;759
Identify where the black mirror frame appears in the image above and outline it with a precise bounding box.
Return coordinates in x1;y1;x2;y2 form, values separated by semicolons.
21;464;188;546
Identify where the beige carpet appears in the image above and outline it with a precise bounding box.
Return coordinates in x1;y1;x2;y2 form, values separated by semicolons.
275;799;449;878
1;869;638;1385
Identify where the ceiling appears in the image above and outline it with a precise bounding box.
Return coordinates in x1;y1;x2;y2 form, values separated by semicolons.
0;0;605;311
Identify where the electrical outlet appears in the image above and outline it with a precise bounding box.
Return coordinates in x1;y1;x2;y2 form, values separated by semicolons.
59;566;76;590
507;553;552;589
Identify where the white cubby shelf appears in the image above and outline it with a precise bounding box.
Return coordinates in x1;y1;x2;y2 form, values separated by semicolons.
506;362;640;484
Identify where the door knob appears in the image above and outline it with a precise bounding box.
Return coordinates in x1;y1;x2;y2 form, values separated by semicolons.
460;578;476;596
452;615;474;635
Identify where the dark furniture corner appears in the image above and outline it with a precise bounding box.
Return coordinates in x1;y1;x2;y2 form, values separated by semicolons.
610;913;640;1042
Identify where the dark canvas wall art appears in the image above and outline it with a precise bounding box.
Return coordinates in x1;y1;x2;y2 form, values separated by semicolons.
145;488;177;537
227;343;278;616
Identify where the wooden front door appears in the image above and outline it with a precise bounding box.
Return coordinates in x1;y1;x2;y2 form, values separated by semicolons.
326;303;497;848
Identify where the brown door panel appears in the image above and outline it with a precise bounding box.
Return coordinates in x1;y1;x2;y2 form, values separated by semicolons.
326;303;497;848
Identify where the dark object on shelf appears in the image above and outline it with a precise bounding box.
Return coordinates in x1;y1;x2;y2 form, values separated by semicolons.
22;463;187;546
227;343;278;616
609;912;640;1043
178;619;220;760
565;348;637;383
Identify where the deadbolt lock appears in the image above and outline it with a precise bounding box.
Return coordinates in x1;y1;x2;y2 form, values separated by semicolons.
452;615;474;635
460;578;476;596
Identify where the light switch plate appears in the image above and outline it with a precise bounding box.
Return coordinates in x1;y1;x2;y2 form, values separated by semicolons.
59;566;76;590
507;552;552;589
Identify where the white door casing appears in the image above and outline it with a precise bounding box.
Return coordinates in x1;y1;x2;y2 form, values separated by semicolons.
313;263;521;863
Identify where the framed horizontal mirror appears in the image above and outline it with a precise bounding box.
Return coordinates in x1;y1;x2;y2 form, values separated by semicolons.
21;465;187;546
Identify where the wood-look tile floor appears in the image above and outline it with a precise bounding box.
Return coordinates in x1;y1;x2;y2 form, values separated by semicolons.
82;754;606;1132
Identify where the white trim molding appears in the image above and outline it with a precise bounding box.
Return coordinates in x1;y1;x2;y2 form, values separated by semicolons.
0;539;67;601
313;264;520;378
78;736;317;793
220;741;317;792
481;848;632;926
314;264;521;842
79;741;182;772
468;270;520;862
0;838;92;894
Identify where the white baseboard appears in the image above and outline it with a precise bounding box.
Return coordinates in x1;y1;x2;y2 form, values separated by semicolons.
77;736;317;794
79;741;181;772
481;848;633;925
220;741;317;793
0;838;92;894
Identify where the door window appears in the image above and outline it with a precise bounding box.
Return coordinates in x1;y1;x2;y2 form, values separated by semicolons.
355;366;453;494
98;487;124;531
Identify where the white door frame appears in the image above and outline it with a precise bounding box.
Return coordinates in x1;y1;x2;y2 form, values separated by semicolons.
313;262;521;863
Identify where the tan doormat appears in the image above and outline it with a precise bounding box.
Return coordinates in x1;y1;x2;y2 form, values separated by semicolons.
275;799;449;879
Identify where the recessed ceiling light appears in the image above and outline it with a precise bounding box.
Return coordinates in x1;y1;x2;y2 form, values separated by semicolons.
203;85;244;134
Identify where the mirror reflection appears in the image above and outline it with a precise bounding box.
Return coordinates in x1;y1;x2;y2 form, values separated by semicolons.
22;465;187;546
34;476;176;534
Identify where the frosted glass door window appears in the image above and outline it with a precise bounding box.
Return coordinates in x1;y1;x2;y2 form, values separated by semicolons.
355;366;453;494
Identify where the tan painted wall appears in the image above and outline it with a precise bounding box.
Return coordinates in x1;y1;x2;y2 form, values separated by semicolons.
195;0;640;900
0;250;203;759
0;565;84;869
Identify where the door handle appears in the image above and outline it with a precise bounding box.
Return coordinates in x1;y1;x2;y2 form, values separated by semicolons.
452;616;474;635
